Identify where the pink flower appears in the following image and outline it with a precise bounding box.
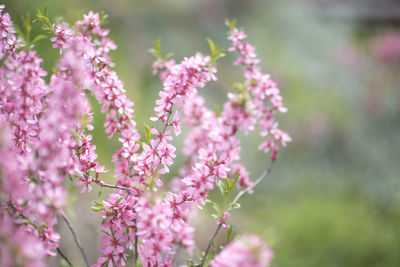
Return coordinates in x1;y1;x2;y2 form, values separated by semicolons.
211;234;274;267
215;211;230;229
75;175;93;193
171;111;181;135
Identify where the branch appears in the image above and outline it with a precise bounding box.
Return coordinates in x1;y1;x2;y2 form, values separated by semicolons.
229;161;273;211
200;161;274;266
57;248;74;267
61;212;90;267
94;180;132;193
200;224;222;267
3;201;76;267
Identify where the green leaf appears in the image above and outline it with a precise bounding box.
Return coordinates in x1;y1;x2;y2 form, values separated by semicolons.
217;179;227;197
100;11;109;26
227;173;240;193
101;215;111;225
60;259;69;267
226;224;233;241
210;240;217;252
32;34;47;44
228;202;241;211
206;199;221;214
233;232;242;241
225;18;237;30
91;201;104;212
101;229;111;236
186;258;201;267
112;196;124;208
149;37;162;59
33;7;53;32
135;140;143;147
207;38;225;61
164;52;174;60
144;124;152;145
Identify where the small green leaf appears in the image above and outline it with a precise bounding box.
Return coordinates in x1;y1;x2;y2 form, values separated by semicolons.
32;34;47;44
60;259;69;267
227;173;240;193
144;124;152;145
33;7;53;32
100;11;109;26
210;240;217;252
164;52;174;60
91;201;104;212
101;215;111;225
149;37;162;59
225;18;237;30
217;179;227;197
206;199;221;214
226;224;233;241
112;196;124;208
228;202;241;211
135;140;143;147
233;232;243;241
207;38;225;61
101;229;111;236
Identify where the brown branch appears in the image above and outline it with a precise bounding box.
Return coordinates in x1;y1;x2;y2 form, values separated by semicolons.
61;212;90;267
57;247;74;267
93;180;132;193
200;224;222;267
200;161;274;266
3;201;75;267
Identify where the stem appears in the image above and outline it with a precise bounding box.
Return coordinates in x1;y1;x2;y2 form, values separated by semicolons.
57;247;74;267
4;201;76;267
61;213;90;267
200;224;222;267
200;161;274;267
94;180;132;193
134;219;138;266
229;161;273;211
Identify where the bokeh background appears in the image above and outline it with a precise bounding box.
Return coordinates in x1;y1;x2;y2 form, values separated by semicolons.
3;0;400;266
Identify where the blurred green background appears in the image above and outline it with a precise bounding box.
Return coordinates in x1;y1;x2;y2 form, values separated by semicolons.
4;0;400;266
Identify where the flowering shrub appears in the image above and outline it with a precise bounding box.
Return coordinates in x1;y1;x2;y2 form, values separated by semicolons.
0;5;290;267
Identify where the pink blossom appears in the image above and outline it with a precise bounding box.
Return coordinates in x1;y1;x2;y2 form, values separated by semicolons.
211;234;274;267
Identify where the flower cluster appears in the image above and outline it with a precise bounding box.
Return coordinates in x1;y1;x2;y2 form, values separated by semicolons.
0;5;100;266
0;6;290;267
227;24;291;160
211;234;274;267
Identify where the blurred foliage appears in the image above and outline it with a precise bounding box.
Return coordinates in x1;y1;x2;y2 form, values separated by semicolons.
3;0;400;266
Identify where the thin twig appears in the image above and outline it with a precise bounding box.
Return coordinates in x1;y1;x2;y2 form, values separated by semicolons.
57;247;74;267
200;224;222;267
61;213;90;267
94;180;131;193
229;162;273;211
200;161;274;266
4;201;76;267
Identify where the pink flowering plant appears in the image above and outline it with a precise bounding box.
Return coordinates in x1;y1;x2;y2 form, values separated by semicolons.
0;5;290;267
